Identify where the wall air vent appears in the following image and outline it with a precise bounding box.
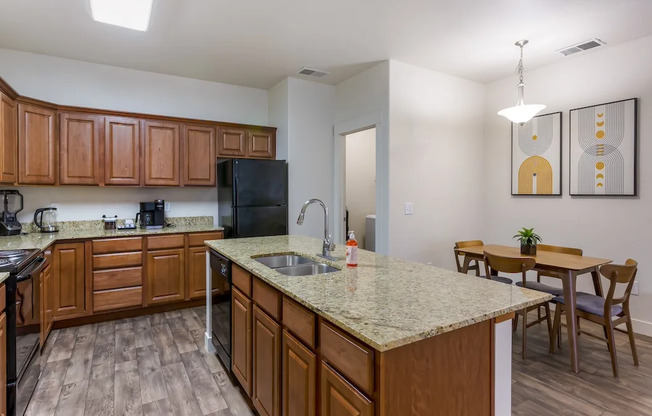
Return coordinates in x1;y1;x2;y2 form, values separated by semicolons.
557;38;606;56
297;67;329;78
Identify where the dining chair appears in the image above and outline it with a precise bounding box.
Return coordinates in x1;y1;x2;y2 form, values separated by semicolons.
515;244;583;296
551;259;639;377
454;240;484;276
484;251;553;359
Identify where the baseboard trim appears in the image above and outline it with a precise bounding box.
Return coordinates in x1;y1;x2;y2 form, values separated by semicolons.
632;318;652;337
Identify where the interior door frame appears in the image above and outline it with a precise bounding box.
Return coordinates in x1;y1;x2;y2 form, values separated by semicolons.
333;112;389;255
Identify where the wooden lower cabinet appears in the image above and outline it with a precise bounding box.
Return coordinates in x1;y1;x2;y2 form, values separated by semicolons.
40;263;54;347
232;287;252;396
187;246;215;299
282;330;316;416
53;242;86;319
0;310;6;416
321;363;373;416
146;248;185;305
253;305;281;416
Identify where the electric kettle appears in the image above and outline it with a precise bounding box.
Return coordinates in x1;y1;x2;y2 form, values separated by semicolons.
34;207;59;233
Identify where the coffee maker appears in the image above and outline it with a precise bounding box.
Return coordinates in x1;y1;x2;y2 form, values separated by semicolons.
0;190;23;236
136;200;165;229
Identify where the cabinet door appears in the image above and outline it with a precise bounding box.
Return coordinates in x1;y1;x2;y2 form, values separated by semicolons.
320;363;373;416
146;248;184;304
144;120;180;186
253;305;281;416
0;92;17;184
53;242;86;319
42;263;53;345
60;112;103;185
232;287;252;396
282;330;316;416
105;116;140;186
0;311;6;416
18;103;56;185
247;129;275;159
217;127;246;157
187;246;221;300
182;124;215;186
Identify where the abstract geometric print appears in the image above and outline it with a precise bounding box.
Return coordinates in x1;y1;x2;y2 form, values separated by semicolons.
511;112;561;195
570;99;636;196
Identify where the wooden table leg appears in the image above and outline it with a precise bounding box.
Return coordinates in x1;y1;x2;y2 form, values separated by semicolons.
563;270;580;373
462;256;472;274
591;266;604;297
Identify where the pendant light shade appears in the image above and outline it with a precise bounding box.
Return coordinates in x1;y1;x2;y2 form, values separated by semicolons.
498;40;545;124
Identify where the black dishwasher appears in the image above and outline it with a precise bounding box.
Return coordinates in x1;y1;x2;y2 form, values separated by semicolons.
210;249;232;371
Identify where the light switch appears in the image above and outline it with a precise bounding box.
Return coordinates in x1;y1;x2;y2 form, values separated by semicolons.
404;202;414;215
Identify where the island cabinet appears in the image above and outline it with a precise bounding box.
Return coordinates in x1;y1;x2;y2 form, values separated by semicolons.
0;91;17;184
52;242;87;319
0;281;6;416
92;237;144;312
18;102;57;185
59;112;103;185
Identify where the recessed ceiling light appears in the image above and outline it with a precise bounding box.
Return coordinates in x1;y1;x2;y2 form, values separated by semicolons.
90;0;153;31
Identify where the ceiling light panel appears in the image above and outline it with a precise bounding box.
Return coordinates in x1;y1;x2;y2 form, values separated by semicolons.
90;0;153;31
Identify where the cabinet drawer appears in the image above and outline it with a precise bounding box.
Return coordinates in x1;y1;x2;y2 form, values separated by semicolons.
188;232;223;247
321;362;373;416
93;267;143;291
93;237;142;254
320;322;374;396
93;287;142;312
232;264;252;297
0;284;5;311
147;234;184;250
93;252;142;270
253;277;281;321
282;296;316;349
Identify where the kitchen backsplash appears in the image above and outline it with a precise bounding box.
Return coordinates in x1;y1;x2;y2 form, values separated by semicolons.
23;216;214;234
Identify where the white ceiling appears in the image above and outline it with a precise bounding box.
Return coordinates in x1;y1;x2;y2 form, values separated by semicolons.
1;0;651;89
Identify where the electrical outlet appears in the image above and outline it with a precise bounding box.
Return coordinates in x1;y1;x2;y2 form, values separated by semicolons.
404;202;414;215
632;281;640;296
164;202;171;212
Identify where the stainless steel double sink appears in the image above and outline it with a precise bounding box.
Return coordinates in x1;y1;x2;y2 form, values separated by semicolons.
254;254;340;276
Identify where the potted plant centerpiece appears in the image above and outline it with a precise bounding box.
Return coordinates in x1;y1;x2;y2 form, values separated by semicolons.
513;227;542;255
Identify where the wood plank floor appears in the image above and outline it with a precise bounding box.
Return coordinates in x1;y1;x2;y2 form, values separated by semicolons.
26;307;652;415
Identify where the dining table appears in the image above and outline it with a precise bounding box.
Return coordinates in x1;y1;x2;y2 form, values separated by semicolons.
455;244;612;373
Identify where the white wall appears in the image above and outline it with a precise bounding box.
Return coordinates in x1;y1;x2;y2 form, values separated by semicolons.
268;78;289;161
284;78;336;239
0;48;270;226
483;35;652;335
388;60;486;267
345;128;376;249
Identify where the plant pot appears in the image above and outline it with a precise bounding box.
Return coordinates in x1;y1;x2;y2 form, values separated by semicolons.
521;244;537;255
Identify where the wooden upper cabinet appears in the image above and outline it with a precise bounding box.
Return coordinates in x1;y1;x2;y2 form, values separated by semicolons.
105;116;140;186
59;113;103;185
0;93;17;184
18;103;57;185
247;128;276;159
217;127;246;157
182;124;215;186
144;120;180;186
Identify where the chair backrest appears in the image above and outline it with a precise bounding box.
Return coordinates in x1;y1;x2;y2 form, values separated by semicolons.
601;259;638;307
537;244;583;256
483;251;535;283
454;240;483;273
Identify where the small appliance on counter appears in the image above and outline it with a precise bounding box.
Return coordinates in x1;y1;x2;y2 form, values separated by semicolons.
34;207;59;233
136;199;165;229
117;219;136;231
0;190;23;236
102;214;117;230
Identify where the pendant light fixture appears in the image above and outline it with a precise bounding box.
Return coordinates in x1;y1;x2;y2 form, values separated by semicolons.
497;40;545;124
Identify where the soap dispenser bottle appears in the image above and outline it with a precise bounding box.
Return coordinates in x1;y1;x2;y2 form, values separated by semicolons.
346;231;358;267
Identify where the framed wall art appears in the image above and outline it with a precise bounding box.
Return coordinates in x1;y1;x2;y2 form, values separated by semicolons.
511;111;562;195
569;98;637;196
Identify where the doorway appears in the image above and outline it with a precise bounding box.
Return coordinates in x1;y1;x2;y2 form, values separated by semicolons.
344;128;376;251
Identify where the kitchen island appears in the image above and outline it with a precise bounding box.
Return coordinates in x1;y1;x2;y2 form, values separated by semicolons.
205;235;551;416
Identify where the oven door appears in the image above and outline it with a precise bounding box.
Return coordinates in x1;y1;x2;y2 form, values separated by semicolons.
210;250;232;370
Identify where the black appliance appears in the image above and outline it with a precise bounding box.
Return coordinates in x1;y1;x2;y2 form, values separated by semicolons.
209;249;232;370
3;249;45;416
217;159;288;238
0;191;23;236
136;200;165;229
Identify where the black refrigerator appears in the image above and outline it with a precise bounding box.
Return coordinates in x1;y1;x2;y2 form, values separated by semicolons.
217;158;288;238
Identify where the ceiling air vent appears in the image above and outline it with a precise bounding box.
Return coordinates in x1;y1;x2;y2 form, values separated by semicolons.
297;67;329;78
557;38;606;56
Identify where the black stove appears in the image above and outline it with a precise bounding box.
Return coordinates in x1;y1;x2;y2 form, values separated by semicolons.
0;250;40;274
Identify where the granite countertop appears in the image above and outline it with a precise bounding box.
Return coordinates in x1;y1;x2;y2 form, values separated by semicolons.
0;216;224;251
206;235;552;352
0;272;8;285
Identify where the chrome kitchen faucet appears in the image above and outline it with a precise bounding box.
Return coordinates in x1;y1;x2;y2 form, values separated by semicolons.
297;199;336;261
